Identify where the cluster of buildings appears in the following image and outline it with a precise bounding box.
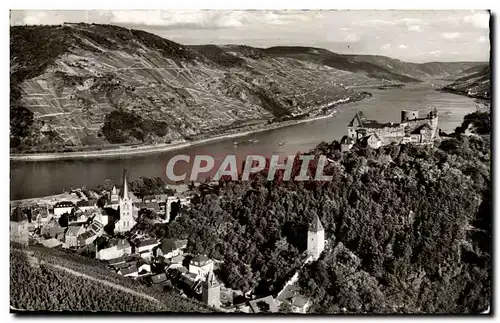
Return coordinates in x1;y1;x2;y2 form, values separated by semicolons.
10;170;190;250
11;166;330;314
341;108;439;151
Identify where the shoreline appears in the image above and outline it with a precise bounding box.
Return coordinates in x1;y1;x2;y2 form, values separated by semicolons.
10;96;368;162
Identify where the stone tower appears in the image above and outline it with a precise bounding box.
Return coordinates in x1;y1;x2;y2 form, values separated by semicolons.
116;169;136;232
202;271;220;309
110;185;119;204
307;214;325;261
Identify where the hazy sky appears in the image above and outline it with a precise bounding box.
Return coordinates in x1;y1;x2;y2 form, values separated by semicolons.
10;10;490;63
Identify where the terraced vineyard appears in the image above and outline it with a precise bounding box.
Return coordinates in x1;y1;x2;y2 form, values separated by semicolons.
10;23;484;153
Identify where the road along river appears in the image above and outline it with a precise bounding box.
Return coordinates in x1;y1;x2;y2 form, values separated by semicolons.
10;82;484;200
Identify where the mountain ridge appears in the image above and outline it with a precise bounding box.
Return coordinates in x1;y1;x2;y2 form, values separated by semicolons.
10;23;485;153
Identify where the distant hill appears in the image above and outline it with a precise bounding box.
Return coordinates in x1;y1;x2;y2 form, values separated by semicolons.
264;46;483;81
441;65;491;100
10;23;485;153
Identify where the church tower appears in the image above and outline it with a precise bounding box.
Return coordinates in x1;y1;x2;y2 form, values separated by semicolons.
307;215;325;261
110;185;119;204
202;271;220;309
116;169;136;232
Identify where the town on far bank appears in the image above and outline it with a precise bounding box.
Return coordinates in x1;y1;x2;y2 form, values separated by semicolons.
10;108;444;313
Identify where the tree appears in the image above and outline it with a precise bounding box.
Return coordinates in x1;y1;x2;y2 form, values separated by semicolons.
256;300;271;313
58;213;69;227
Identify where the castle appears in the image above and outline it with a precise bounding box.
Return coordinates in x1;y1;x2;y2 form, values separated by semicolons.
342;108;439;151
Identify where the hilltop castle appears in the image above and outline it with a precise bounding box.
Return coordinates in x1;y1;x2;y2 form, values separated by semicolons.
341;108;439;151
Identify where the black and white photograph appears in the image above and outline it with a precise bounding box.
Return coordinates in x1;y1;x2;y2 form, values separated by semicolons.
8;8;492;315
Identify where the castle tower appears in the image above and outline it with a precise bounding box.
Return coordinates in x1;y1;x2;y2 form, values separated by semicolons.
307;215;325;261
116;169;136;232
202;270;220;309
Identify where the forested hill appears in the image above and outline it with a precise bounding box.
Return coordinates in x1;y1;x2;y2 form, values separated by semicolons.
10;23;483;153
139;111;491;314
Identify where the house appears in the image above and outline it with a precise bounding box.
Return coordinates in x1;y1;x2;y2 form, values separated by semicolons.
96;238;132;260
136;238;158;253
107;256;127;266
119;265;139;278
10;207;29;246
142;195;157;203
156;238;188;259
151;273;167;285
365;133;383;149
76;199;97;212
69;210;91;224
53;201;75;216
276;284;311;313
65;225;85;247
77;220;104;246
31;205;50;228
43;224;66;240
137;260;151;275
340;136;356;152
248;296;278;313
77;231;96;246
189;254;214;277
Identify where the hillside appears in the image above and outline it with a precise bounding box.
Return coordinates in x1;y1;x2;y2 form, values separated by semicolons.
10;23;484;153
264;46;484;81
10;245;212;312
441;66;491;100
143;111;491;313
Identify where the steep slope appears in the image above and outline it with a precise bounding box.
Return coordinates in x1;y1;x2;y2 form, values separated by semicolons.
11;24;399;153
441;66;491;100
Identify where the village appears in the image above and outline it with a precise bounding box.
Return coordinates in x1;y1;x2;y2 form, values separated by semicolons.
10;169;326;314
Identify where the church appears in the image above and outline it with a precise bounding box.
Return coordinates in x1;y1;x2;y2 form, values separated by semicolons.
108;170;137;233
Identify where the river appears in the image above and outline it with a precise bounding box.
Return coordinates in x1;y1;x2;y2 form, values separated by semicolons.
10;82;484;200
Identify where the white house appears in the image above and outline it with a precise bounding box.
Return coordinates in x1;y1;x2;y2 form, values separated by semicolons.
76;199;97;212
96;238;132;260
189;254;214;277
156;238;187;259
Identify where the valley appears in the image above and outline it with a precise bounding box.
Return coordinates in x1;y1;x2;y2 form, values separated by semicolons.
10;23;485;155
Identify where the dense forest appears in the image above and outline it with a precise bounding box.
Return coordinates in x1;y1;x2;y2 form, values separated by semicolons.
141;111;491;313
101;110;169;144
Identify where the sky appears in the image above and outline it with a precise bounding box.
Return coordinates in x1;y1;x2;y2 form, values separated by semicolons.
9;10;491;63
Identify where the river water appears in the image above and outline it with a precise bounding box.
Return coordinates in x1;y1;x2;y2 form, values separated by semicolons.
10;82;483;200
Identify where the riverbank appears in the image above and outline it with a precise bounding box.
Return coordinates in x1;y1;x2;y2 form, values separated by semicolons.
11;95;369;162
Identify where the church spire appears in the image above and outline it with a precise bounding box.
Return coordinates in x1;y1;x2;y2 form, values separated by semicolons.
122;169;129;199
309;214;324;232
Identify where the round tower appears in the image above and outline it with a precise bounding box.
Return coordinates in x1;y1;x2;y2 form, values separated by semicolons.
401;110;419;122
307;215;325;261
